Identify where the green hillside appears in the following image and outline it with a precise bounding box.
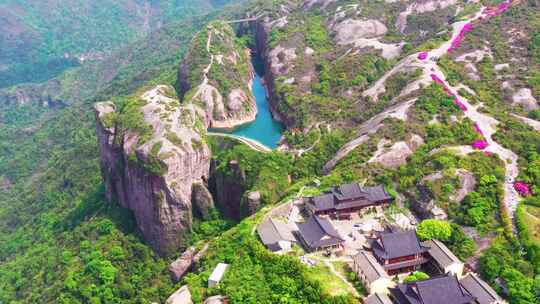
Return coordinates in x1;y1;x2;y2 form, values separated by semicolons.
0;0;236;88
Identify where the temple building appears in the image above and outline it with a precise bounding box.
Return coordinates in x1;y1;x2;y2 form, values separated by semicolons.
390;275;475;304
371;230;430;275
304;183;393;217
296;215;344;252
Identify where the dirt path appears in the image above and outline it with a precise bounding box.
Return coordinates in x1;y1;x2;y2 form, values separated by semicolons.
323;260;359;297
511;114;540;132
328;2;522;229
428;72;521;224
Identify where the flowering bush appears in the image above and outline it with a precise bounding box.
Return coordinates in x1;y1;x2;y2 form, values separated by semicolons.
448;23;473;53
454;98;468;111
514;181;531;196
472;140;489;150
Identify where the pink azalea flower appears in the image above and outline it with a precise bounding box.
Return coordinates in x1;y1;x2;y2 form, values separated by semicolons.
472;140;489;150
418;52;428;60
454;98;468;111
448;23;473;53
514;181;531;196
431;74;445;85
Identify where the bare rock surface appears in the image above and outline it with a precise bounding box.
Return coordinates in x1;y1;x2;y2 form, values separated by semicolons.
204;295;228;304
303;0;336;9
166;285;193;304
450;169;476;203
368;134;424;168
396;0;458;33
94;85;211;255
178;22;257;130
269;45;297;76
192;183;215;219
169;244;209;282
333;19;402;59
243;191;262;216
334;19;388;41
512;88;539;111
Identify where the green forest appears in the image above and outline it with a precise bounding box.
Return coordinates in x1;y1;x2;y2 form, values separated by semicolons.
1;0;540;303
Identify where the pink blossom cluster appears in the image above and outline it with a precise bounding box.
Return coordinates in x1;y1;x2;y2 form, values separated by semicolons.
448;23;474;53
472;123;488;149
484;1;512;18
514;181;532;196
418;52;428;60
474;123;485;137
454;98;468;111
430;74;468;111
472;140;489;150
431;74;444;85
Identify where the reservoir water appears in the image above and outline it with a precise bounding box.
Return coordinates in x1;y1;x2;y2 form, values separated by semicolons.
227;54;284;149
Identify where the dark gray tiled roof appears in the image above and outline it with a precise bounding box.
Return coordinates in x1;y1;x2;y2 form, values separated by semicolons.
257;218;296;251
460;273;502;304
373;230;428;260
332;183;364;200
333;184;392;202
311;193;335;211
391;275;475;304
423;239;462;268
306;183;392;213
354;251;389;283
297;215;343;250
366;293;393;304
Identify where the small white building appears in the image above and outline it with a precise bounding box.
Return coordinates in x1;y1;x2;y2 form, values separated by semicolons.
208;263;229;288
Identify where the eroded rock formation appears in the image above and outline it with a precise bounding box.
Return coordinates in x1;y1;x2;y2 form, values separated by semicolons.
166;285;193;304
94;85;211;255
178;21;257;129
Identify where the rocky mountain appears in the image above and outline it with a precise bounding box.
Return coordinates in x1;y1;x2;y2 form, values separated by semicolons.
178;21;257;129
3;0;540;303
95;85;212;255
94;17;263;254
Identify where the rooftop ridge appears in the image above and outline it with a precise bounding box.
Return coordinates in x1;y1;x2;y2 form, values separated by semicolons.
360;251;388;279
468;273;500;299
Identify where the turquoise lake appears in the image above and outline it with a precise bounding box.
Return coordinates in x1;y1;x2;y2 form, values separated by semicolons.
226;55;284;149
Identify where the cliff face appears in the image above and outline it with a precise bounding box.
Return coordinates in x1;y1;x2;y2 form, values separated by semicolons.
254;19;297;128
209;159;248;221
178;21;257;130
94;85;212;255
0;80;66;108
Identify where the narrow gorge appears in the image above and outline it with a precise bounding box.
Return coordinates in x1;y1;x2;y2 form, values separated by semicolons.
95;20;287;255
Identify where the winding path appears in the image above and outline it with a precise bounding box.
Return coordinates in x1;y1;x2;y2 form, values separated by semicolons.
326;1;523;227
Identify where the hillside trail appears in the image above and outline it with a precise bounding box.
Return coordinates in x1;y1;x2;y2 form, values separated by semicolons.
323;260;360;297
331;1;522;229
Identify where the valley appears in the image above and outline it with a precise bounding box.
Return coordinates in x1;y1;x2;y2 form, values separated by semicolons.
1;0;540;304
